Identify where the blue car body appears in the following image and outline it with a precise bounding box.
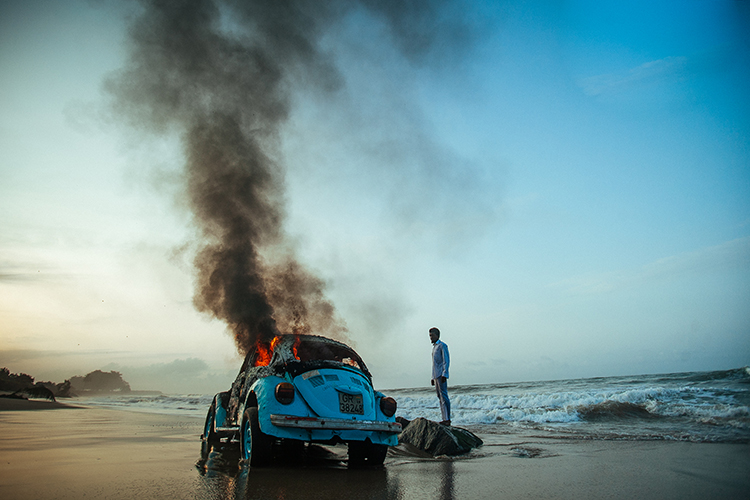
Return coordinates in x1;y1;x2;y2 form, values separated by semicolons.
202;334;400;466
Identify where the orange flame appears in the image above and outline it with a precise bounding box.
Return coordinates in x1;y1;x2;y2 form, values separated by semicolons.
292;335;301;360
253;336;279;367
253;335;301;367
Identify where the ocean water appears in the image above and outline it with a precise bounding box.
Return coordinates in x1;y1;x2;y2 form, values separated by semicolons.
75;367;750;444
392;367;750;443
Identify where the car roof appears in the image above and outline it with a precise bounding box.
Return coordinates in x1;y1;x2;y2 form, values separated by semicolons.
241;334;371;377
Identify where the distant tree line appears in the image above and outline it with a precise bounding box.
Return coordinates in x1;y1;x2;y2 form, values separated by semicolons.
69;370;131;393
0;367;131;399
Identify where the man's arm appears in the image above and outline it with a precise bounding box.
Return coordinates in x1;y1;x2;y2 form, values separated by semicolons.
444;343;450;378
440;343;449;380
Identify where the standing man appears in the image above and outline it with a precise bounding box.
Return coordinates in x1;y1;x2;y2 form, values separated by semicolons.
429;327;451;426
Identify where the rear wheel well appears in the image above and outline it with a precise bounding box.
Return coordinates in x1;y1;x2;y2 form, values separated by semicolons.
245;391;258;408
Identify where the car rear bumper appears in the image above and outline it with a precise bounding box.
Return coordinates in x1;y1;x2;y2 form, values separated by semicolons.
270;414;402;433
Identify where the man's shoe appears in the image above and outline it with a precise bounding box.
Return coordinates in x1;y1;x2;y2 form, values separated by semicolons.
439;420;451;426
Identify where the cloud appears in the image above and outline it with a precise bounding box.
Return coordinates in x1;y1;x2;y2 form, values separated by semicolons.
554;237;750;295
106;358;235;395
0;351;235;395
578;56;688;96
0;260;64;284
0;272;33;283
0;349;138;368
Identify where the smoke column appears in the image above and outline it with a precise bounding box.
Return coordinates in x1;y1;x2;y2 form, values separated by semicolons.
107;0;455;355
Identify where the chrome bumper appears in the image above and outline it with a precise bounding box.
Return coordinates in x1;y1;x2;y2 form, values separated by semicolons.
270;414;402;433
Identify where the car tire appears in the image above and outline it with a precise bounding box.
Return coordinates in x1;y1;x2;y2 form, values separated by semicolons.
348;441;388;467
240;407;273;467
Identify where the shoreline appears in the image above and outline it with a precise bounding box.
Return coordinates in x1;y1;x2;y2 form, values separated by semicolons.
0;396;82;411
1;403;748;499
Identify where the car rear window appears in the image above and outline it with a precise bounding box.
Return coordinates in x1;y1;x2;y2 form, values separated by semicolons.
295;340;365;372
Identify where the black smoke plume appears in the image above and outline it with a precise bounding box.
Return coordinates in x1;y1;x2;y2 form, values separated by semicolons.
107;0;457;355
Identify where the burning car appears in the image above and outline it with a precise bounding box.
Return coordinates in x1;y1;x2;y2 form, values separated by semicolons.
201;334;401;466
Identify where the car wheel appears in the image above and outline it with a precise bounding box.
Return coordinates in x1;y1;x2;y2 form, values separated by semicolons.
348;441;388;467
240;407;273;467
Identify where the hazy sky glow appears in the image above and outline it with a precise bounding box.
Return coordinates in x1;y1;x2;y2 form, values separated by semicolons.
1;0;748;393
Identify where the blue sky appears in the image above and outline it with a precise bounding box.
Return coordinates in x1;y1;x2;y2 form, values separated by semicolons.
1;0;748;393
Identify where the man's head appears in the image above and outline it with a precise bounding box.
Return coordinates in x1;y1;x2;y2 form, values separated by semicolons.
429;327;440;344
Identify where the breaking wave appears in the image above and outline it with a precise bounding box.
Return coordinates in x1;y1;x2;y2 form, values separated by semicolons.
393;385;688;425
389;368;750;443
75;394;213;416
72;367;750;443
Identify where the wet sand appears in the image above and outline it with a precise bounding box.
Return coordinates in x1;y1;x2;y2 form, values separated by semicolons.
1;399;748;499
0;397;79;411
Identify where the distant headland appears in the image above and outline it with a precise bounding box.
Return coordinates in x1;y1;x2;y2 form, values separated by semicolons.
0;367;161;401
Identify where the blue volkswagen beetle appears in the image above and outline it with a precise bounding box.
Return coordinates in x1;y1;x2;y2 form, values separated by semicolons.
201;334;401;466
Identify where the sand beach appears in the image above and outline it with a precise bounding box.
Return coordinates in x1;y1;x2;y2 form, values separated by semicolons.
1;398;748;499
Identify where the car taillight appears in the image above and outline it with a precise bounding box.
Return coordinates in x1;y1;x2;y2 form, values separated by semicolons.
275;382;295;404
379;396;397;417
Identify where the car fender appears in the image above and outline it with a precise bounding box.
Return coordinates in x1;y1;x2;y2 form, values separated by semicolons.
249;375;314;437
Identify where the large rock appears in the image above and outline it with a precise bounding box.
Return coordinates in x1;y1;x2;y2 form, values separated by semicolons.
397;417;483;456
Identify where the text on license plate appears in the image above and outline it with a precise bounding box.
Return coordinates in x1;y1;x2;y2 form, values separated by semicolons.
338;392;364;415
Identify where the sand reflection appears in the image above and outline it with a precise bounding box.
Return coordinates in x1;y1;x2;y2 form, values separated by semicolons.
196;442;396;499
439;460;455;500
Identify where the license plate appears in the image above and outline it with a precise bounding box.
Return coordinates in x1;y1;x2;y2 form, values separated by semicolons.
338;392;364;415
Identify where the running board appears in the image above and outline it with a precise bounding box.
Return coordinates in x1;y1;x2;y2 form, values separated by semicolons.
215;426;240;433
